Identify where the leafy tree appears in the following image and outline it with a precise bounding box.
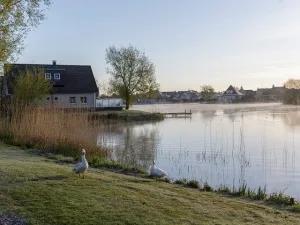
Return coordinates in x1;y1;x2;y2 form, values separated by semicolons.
0;0;51;63
200;85;215;101
105;44;158;109
12;67;52;112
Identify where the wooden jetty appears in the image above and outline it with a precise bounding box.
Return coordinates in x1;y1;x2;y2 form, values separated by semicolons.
162;110;192;118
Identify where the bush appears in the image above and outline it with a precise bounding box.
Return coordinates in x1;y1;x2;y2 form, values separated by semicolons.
202;182;213;192
174;179;187;185
267;192;296;206
186;180;200;189
217;185;231;194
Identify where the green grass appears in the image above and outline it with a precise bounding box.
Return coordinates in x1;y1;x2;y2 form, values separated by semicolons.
1;144;300;225
96;110;150;115
88;110;164;123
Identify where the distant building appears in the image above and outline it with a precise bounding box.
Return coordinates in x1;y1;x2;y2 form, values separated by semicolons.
158;90;201;103
221;85;244;103
239;86;256;97
256;85;286;102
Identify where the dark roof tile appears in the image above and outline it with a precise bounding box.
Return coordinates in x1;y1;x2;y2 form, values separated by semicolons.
4;63;98;94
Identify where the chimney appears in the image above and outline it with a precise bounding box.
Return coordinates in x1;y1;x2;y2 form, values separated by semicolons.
52;60;57;66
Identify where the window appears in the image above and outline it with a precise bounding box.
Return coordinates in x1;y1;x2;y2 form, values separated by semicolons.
54;97;58;102
80;97;87;104
69;97;76;104
45;73;51;79
54;73;60;80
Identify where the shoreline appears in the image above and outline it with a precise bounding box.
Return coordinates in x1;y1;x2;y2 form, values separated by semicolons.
4;142;300;213
1;143;300;224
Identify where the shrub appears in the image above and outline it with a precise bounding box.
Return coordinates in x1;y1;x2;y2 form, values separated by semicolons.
267;192;296;206
202;182;213;192
217;185;231;194
174;179;187;185
186;180;200;189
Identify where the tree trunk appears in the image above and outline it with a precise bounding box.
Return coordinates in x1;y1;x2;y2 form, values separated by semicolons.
125;93;130;110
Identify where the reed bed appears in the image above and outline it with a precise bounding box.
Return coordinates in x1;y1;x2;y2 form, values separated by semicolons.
0;107;108;159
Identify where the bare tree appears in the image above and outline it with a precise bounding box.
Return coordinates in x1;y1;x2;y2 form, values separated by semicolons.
105;44;158;109
99;80;110;97
200;85;215;101
284;79;300;90
283;79;300;105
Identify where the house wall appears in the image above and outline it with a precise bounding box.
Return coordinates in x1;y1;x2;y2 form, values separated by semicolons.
222;95;243;103
45;93;96;109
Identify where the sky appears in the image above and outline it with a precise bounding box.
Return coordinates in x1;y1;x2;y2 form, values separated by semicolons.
17;0;300;92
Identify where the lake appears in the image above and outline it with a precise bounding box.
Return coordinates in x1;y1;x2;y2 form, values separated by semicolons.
97;103;300;199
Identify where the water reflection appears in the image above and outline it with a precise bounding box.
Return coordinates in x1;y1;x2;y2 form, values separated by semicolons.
281;111;300;129
97;125;159;170
97;104;300;199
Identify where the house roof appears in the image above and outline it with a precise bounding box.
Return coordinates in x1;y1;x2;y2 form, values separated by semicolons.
160;90;200;100
4;63;98;95
223;85;244;96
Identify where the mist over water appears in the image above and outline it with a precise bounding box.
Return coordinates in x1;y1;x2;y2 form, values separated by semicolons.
97;103;300;199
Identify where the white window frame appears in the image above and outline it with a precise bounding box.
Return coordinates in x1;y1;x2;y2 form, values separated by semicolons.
45;73;51;80
54;73;60;80
69;97;76;104
80;97;87;104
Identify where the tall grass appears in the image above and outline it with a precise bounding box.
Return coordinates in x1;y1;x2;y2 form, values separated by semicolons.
0;106;108;159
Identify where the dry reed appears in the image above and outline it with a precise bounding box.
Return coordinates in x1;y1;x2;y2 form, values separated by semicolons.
0;106;108;158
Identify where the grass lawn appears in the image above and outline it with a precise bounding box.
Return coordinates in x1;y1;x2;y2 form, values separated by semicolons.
1;143;300;225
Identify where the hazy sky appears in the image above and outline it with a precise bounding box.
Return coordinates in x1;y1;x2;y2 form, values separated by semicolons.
18;0;300;92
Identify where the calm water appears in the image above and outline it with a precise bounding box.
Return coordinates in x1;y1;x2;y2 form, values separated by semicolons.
97;103;300;199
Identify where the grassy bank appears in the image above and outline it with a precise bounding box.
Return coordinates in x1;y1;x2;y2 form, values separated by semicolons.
89;110;164;123
1;144;300;225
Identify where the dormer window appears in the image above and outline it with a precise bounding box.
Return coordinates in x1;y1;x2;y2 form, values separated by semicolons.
54;73;60;80
45;73;51;79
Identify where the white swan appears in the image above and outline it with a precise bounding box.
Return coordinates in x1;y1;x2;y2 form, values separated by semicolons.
72;149;89;178
150;161;168;178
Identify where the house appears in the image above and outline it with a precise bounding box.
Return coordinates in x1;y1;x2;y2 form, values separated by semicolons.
221;85;244;103
216;92;224;102
256;85;285;102
239;86;256;97
159;90;201;102
2;61;99;109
